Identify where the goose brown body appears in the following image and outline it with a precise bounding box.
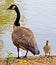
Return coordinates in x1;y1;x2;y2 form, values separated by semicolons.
12;27;38;54
8;4;40;58
12;27;39;53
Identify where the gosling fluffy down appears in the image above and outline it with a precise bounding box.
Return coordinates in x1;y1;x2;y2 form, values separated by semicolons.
43;40;51;56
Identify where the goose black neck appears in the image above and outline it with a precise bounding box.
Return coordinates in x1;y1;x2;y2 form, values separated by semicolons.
14;7;20;26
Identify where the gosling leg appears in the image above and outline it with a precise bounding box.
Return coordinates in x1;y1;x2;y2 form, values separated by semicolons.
49;52;50;56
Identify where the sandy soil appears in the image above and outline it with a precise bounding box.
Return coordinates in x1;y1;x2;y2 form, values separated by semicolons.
0;56;56;65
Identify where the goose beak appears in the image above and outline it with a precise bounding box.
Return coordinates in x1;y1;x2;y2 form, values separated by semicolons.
7;6;11;10
7;7;10;10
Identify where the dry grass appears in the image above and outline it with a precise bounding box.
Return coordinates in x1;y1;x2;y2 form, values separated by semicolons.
0;56;56;65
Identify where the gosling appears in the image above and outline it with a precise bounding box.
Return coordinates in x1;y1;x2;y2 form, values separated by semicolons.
43;40;51;56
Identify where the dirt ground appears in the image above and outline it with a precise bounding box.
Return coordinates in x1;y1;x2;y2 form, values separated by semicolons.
0;56;56;65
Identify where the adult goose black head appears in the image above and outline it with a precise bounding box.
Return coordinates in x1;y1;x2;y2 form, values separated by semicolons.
8;4;20;26
8;4;40;58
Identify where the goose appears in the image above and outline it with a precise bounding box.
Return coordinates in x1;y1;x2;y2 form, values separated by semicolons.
7;4;40;58
43;40;51;56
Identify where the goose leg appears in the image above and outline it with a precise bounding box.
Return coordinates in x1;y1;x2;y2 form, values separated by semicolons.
24;50;28;58
17;48;20;58
45;52;47;56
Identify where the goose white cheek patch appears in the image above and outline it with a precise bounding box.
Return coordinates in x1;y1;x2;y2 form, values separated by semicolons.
12;6;15;10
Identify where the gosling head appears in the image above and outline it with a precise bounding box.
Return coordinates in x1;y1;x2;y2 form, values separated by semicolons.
46;40;49;45
7;4;18;10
